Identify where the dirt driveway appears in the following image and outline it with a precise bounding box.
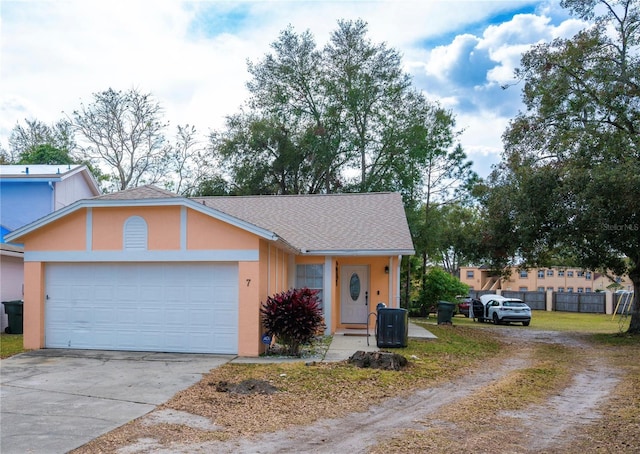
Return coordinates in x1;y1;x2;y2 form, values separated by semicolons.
76;327;640;453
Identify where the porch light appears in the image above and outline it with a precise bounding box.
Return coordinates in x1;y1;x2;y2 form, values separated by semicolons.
384;266;389;274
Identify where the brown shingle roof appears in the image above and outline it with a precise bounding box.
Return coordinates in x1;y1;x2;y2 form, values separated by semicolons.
95;185;178;200
192;192;414;254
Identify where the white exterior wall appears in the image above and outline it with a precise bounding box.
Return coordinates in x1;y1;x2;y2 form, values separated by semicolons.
0;250;24;331
54;172;98;210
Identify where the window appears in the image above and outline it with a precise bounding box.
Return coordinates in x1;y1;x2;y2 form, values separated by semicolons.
577;287;584;293
537;270;544;278
567;271;574;277
558;287;564;292
520;270;528;278
558;270;565;277
538;286;545;291
296;264;324;309
586;272;592;280
547;287;554;291
585;288;592;293
123;216;147;250
466;270;474;279
567;287;574;292
547;269;554;277
519;287;528;291
577;271;585;277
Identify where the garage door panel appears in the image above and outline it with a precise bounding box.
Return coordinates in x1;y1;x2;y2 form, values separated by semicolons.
45;263;239;354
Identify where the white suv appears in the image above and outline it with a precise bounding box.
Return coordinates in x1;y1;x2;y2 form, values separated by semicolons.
472;294;531;326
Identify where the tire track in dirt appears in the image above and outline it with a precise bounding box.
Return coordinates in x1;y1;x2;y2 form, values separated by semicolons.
118;328;622;454
498;334;621;452
129;353;531;454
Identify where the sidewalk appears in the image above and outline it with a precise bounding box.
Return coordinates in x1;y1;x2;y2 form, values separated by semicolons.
323;321;437;362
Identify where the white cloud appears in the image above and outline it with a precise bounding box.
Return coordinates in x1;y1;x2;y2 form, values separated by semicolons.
0;0;589;180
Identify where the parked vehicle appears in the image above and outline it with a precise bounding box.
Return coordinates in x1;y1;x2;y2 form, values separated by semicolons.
470;294;531;326
456;296;476;318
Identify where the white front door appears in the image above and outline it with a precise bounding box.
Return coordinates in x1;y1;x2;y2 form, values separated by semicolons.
340;265;369;324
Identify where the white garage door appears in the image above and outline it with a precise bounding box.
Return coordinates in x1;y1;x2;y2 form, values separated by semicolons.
45;263;238;354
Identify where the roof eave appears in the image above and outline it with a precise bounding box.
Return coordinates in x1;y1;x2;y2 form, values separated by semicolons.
5;197;281;244
300;249;415;257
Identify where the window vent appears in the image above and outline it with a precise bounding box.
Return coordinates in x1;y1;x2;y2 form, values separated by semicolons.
123;216;148;250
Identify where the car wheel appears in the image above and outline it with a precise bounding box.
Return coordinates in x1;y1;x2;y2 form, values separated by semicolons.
493;313;501;325
523;321;530;326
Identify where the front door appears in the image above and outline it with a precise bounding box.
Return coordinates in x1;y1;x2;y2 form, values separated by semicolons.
340;265;369;324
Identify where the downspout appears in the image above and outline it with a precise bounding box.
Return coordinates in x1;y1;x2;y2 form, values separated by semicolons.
395;255;401;308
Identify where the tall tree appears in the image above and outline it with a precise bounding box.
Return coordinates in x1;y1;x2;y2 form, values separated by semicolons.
324;19;412;192
71;88;170;191
482;0;640;333
8;119;77;163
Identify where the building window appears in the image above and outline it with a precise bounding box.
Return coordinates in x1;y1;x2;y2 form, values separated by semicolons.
296;264;324;309
577;271;585;277
567;271;574;277
519;287;528;291
577;287;584;293
547;269;554;277
520;270;528;278
123;216;147;250
558;287;564;292
558;270;565;277
538;270;545;278
585;288;592;293
547;287;554;291
586;272;592;280
538;286;545;291
466;270;474;279
567;287;574;292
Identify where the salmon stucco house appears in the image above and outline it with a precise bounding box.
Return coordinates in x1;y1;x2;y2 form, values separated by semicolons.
5;185;415;356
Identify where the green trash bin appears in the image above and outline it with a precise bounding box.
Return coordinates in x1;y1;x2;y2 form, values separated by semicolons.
437;301;455;325
3;300;24;334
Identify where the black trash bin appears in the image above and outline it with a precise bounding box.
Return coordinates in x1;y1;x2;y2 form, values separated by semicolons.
376;307;408;348
3;300;24;334
437;301;455;325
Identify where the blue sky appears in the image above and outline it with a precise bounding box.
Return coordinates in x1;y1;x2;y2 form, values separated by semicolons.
0;0;588;179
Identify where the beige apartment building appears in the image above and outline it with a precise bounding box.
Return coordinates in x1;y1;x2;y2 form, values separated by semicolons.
460;266;631;293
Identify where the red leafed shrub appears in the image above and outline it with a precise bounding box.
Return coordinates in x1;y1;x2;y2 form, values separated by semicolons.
260;288;325;356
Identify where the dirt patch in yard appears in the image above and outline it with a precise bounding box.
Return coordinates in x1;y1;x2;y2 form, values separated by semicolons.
72;327;639;454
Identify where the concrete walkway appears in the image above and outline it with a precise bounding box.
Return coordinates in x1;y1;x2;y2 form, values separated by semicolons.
323;321;436;362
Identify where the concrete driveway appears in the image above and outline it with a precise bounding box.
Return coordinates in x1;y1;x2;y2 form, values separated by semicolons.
0;349;233;454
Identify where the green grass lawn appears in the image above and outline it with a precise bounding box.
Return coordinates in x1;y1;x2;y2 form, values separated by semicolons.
1;334;26;359
435;309;632;334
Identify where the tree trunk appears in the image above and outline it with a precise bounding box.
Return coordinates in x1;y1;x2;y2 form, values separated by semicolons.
627;265;640;334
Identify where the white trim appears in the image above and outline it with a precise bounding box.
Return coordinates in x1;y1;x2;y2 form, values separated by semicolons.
86;208;92;251
303;249;415;256
24;249;259;262
388;256;394;308
323;256;333;334
396;255;402;308
180;206;187;251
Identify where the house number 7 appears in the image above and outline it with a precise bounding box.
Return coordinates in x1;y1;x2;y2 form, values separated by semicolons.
246;279;251;287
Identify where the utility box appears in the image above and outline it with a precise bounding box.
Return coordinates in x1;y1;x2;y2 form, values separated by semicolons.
376;307;408;348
